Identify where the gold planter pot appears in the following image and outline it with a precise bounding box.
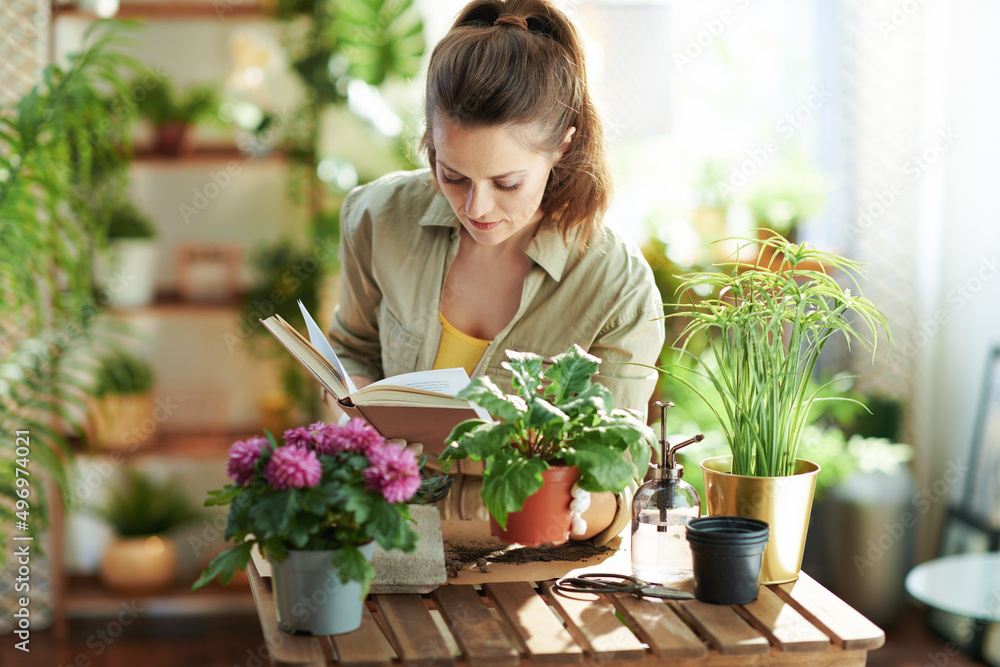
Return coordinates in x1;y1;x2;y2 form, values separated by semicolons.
99;535;178;590
701;456;820;585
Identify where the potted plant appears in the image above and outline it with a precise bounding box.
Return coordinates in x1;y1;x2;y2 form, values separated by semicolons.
94;200;159;308
92;467;201;590
89;350;156;450
438;345;655;547
664;235;890;583
193;418;421;635
134;73;219;156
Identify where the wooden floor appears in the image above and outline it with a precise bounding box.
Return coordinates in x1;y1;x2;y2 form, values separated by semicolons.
870;606;989;667
0;603;989;666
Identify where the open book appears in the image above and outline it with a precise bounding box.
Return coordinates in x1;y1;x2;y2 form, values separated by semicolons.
259;302;489;453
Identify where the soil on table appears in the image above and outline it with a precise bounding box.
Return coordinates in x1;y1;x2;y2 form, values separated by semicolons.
445;538;614;567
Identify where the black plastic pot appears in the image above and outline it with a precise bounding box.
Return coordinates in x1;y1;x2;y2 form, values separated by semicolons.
686;516;770;605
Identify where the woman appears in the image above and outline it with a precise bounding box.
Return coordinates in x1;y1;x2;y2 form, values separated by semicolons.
328;0;664;544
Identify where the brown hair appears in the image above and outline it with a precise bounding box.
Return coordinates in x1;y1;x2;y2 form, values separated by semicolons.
421;0;611;246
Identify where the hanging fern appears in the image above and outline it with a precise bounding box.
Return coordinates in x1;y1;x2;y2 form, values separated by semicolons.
0;23;142;559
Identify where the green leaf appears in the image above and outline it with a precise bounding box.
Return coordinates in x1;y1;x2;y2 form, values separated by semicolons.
439;421;518;464
481;455;547;530
246;491;297;540
298;487;332;516
285;512;319;549
525;397;569;432
456;376;525;423
502;350;545;400
332;545;376;598
192;541;253;590
558;383;612;420
204;485;243;507
340;485;372;525
543;344;599;403
444;418;488;449
564;440;636;493
366;498;417;552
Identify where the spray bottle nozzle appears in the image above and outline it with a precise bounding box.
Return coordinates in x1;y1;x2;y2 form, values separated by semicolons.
653;401;703;479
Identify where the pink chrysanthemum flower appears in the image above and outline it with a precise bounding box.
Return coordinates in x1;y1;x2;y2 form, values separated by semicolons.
283;425;317;450
339;418;385;454
226;436;267;485
363;443;420;503
264;445;322;490
311;422;349;456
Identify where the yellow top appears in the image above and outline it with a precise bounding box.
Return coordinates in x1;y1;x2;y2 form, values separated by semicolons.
433;312;491;376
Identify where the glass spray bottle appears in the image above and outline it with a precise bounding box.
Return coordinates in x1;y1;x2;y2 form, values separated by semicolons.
631;401;704;585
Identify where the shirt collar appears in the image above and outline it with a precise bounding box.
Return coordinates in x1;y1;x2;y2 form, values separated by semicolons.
419;188;573;282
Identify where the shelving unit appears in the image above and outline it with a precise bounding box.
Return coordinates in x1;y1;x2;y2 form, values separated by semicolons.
65;575;255;619
132;146;288;164
53;1;271;20
51;0;307;620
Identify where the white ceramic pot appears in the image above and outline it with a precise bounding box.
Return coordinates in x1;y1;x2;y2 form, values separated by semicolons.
270;542;374;635
94;240;158;308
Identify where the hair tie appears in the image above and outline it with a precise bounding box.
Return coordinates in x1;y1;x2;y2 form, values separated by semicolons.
495;13;529;30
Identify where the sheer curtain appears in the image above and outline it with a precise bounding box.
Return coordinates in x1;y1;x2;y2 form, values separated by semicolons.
837;0;936;433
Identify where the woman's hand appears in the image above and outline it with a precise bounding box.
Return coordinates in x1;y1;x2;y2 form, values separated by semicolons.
385;438;424;458
568;491;617;542
322;375;376;421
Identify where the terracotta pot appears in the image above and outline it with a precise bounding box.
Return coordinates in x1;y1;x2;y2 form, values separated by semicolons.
99;535;178;590
154;122;193;156
701;456;820;584
489;465;580;547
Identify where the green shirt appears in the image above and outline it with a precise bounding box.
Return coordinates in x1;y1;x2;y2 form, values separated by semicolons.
328;169;665;418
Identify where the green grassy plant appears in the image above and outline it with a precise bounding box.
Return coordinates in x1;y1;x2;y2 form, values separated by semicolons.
663;235;890;477
94;350;154;397
94;467;201;537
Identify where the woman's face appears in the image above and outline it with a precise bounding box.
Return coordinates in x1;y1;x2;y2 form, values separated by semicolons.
432;119;565;249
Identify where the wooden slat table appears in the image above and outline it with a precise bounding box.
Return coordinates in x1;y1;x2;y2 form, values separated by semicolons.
246;560;885;667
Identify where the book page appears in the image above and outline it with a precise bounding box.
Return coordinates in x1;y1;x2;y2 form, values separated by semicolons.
297;299;357;395
356;368;492;421
362;368;473;396
260;315;350;399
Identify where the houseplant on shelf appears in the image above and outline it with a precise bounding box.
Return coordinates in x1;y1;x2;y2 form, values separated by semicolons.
438;345;655;547
193;418;421;635
89;350;155;451
134;73;219;156
92;467;201;591
94;200;159;308
663;235;890;583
